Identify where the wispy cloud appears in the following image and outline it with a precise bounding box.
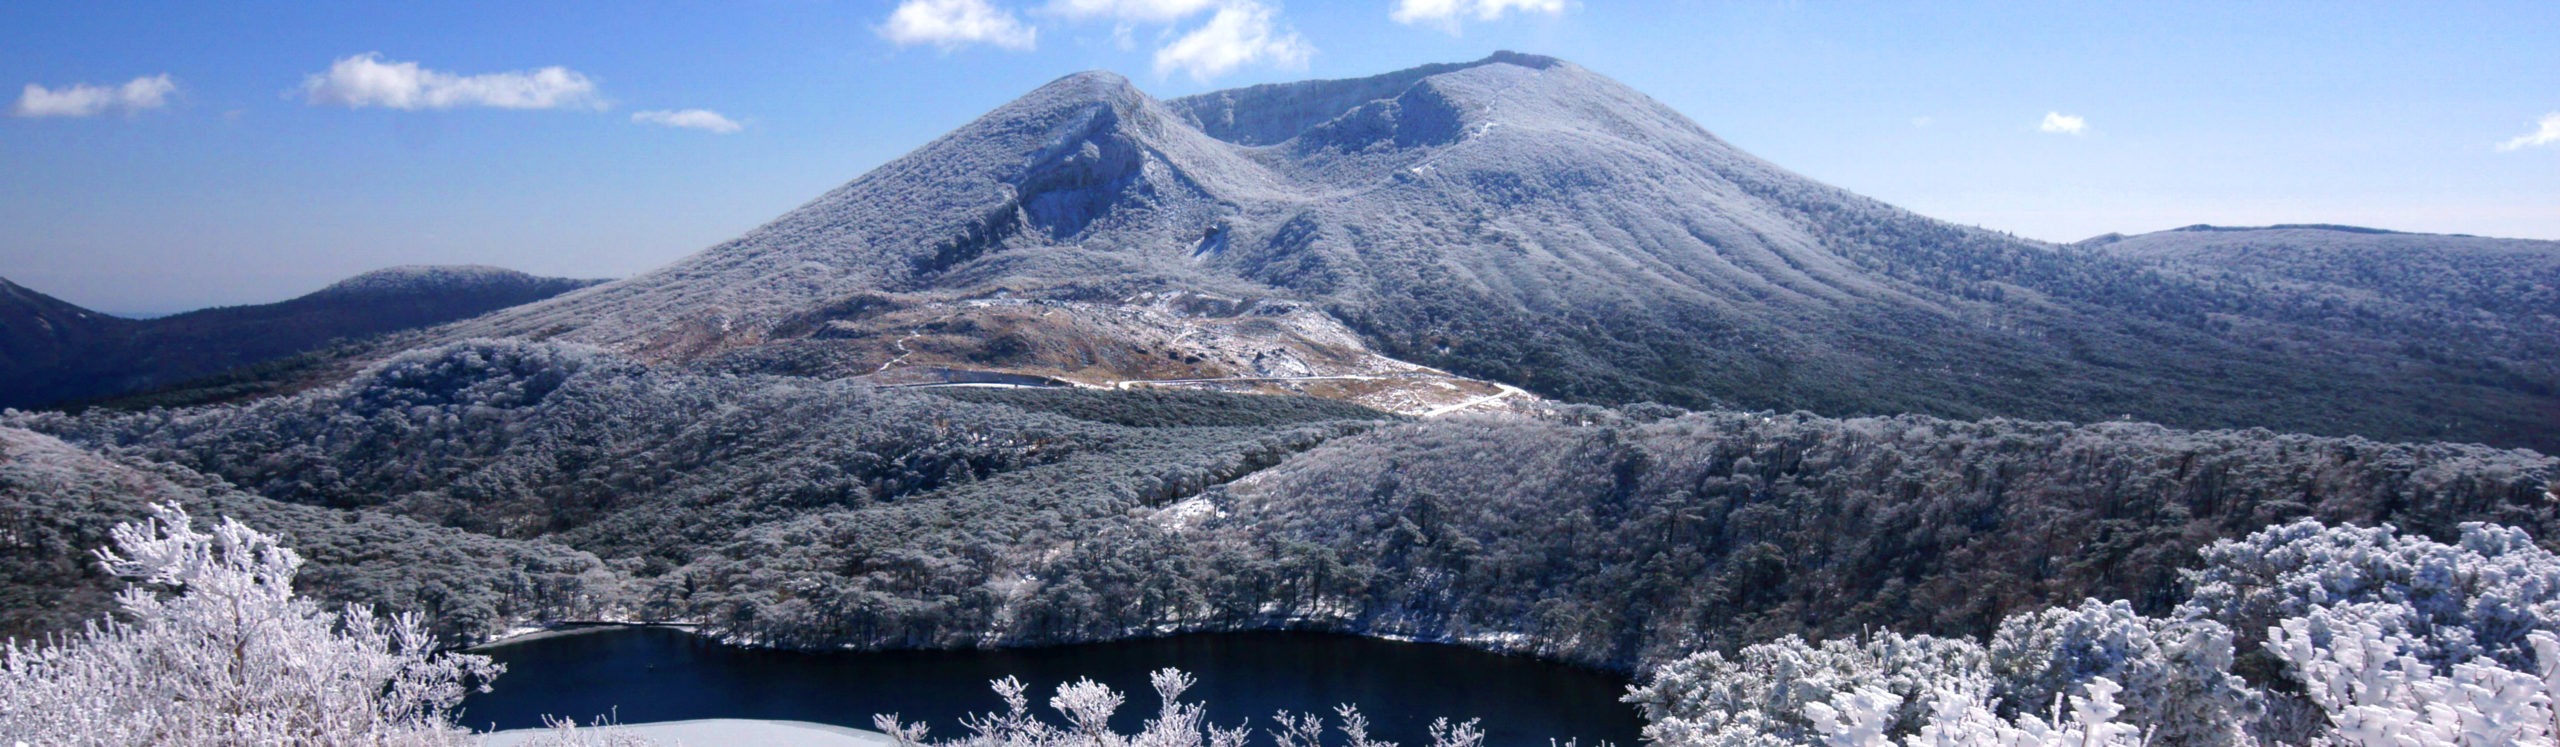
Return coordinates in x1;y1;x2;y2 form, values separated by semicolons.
1391;0;1569;32
1153;2;1312;81
2497;113;2560;151
885;0;1305;81
301;54;603;111
633;109;744;134
880;0;1039;51
11;75;177;118
2038;111;2087;135
1911;116;1934;128
1047;0;1218;23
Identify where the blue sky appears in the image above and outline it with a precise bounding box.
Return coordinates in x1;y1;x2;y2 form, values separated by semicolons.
4;1;2555;313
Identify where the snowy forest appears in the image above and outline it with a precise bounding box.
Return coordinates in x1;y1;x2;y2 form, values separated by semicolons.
8;485;2559;745
5;339;2557;745
11;341;2554;655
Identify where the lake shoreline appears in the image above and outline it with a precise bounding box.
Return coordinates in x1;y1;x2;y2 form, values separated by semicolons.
469;621;705;651
467;619;1633;675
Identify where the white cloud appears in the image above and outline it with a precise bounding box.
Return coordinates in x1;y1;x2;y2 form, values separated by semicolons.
1911;116;1934;128
301;54;603;110
2038;111;2087;135
11;75;176;118
2496;113;2560;151
880;0;1039;51
1153;2;1312;81
1047;0;1217;22
1391;0;1568;32
633;108;744;134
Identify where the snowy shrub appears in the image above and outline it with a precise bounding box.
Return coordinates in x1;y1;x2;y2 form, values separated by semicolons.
876;668;1484;747
2179;519;2560;672
1623;631;1991;746
876;668;1251;747
2266;606;2558;746
1272;705;1484;747
1627;629;2157;747
1989;599;2256;746
1805;677;2148;747
1634;519;2560;747
2175;519;2560;745
0;504;500;746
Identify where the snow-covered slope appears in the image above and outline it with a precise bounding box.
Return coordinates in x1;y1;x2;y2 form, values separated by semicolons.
439;53;2558;451
456;53;1899;352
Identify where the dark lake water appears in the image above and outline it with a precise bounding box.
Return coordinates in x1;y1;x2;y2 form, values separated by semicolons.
460;627;1644;747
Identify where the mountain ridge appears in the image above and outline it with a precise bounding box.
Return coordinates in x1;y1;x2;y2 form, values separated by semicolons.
0;266;607;410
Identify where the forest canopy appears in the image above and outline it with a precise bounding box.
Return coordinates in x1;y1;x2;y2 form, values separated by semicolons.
8;341;2550;664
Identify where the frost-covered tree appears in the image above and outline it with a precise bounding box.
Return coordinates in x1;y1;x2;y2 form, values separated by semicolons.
0;504;500;746
1624;631;1991;746
1633;520;2560;747
1627;630;2155;747
875;668;1484;747
1272;704;1482;747
2178;519;2560;672
2180;519;2560;744
876;669;1253;747
1989;600;2256;746
2267;607;2558;746
1805;678;2148;747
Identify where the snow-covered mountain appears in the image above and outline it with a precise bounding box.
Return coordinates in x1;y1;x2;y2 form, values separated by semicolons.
434;53;2553;450
0;266;604;409
6;57;2556;746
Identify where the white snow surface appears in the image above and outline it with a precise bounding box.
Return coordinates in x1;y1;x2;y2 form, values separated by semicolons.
481;719;896;747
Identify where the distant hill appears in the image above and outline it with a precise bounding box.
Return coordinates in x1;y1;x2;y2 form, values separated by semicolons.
2080;224;2560;448
0;266;605;409
2083;224;2558;325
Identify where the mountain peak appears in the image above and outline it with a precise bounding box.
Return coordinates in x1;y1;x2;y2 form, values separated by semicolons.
996;70;1156;127
1480;50;1567;70
1046;69;1138;90
1168;51;1579;147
